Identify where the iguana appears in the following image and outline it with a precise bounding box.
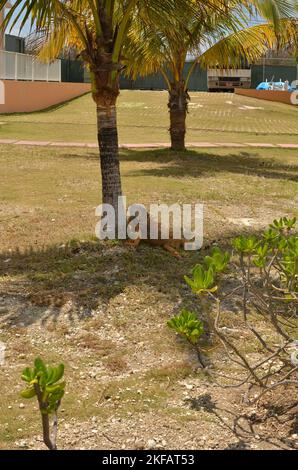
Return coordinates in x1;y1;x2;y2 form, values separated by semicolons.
124;213;187;258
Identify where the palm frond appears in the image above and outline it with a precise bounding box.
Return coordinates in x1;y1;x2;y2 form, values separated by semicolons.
198;18;297;68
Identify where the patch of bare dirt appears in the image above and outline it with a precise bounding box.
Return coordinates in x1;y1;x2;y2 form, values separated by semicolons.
0;248;297;451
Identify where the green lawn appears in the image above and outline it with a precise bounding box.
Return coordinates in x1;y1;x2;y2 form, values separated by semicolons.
0;90;297;144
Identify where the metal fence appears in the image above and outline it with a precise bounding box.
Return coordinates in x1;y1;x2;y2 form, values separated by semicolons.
0;50;61;82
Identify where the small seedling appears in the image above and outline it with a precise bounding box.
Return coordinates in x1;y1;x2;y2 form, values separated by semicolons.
21;357;65;450
167;309;205;366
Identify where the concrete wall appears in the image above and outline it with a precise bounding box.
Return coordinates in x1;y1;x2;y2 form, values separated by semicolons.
0;81;91;113
235;88;296;106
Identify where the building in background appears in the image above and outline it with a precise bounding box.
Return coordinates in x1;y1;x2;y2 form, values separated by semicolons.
5;33;25;53
0;3;61;83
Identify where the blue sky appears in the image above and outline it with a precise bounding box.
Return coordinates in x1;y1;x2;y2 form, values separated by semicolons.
5;1;265;38
4;1;31;37
5;0;297;38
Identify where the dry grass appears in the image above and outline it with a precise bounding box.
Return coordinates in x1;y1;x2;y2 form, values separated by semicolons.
104;355;128;373
77;334;116;355
0;144;297;252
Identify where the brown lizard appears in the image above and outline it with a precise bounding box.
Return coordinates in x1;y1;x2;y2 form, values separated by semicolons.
124;213;187;258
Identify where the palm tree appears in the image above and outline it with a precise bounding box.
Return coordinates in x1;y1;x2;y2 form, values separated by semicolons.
0;0;226;214
125;0;297;150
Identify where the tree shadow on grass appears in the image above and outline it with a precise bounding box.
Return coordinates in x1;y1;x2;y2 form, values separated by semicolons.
0;224;251;329
0;239;202;328
56;148;298;183
121;149;298;183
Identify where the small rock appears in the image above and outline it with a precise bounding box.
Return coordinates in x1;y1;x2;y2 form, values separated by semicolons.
16;440;27;448
147;439;156;449
185;384;194;390
19;403;25;409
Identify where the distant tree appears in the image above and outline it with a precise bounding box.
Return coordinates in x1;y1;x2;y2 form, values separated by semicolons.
124;1;297;150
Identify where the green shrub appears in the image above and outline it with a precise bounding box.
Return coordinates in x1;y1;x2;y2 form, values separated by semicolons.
176;217;298;401
21;357;65;450
167;309;204;345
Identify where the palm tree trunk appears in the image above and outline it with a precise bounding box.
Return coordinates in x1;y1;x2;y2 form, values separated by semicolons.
97;103;122;209
168;82;189;151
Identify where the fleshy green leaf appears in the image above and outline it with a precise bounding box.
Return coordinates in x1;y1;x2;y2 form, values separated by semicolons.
21;387;36;399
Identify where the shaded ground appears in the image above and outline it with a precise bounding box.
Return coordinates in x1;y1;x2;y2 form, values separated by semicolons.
0;91;297;145
0;144;297;450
